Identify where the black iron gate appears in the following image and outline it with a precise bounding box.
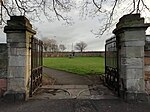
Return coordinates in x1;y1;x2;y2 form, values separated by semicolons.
30;37;43;97
105;36;120;96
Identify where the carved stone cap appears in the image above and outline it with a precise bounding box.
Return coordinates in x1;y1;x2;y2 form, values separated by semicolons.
4;16;36;34
113;14;150;34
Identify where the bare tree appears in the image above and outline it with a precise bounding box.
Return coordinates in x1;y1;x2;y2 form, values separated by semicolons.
42;37;49;52
79;0;150;37
42;38;58;52
0;0;75;24
0;0;149;36
47;38;58;52
59;44;66;51
51;44;59;52
75;41;87;52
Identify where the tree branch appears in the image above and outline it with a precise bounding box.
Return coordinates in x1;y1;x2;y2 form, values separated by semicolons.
52;0;70;24
1;0;11;17
130;0;136;14
92;0;102;12
136;0;141;13
141;0;150;12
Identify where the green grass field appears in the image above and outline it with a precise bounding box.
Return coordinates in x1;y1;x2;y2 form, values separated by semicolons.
43;57;105;76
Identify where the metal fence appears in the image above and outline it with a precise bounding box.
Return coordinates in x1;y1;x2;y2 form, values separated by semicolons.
30;37;43;97
105;36;119;95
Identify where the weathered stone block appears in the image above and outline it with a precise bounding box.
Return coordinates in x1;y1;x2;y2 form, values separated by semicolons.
121;47;144;58
16;48;26;56
0;44;7;51
126;78;145;92
0;59;7;68
7;33;26;43
7;42;26;48
124;30;145;41
0;44;8;59
119;67;143;80
7;78;25;91
0;55;7;60
4;91;26;102
9;48;17;55
126;68;143;79
9;56;26;66
145;66;150;71
121;58;143;66
125;92;148;102
123;41;145;47
7;66;25;78
8;48;27;56
0;70;7;78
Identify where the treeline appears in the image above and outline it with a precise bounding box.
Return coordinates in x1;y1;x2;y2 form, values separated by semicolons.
42;38;66;52
42;37;88;52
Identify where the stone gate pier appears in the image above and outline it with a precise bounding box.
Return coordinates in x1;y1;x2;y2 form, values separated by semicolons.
3;16;36;101
113;14;150;101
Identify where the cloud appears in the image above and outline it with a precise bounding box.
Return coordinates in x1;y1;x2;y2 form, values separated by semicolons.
34;12;108;51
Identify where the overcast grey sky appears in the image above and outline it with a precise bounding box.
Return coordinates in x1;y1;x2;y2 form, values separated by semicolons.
0;0;150;51
35;15;109;51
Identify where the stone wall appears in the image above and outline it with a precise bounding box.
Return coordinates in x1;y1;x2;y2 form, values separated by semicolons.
0;44;7;97
43;51;105;57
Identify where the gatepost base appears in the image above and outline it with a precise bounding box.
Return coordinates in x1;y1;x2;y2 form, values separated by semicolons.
120;90;149;102
4;90;26;102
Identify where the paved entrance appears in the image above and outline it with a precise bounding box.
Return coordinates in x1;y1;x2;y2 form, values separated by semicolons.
0;68;150;112
29;67;117;100
43;67;92;85
0;99;150;112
